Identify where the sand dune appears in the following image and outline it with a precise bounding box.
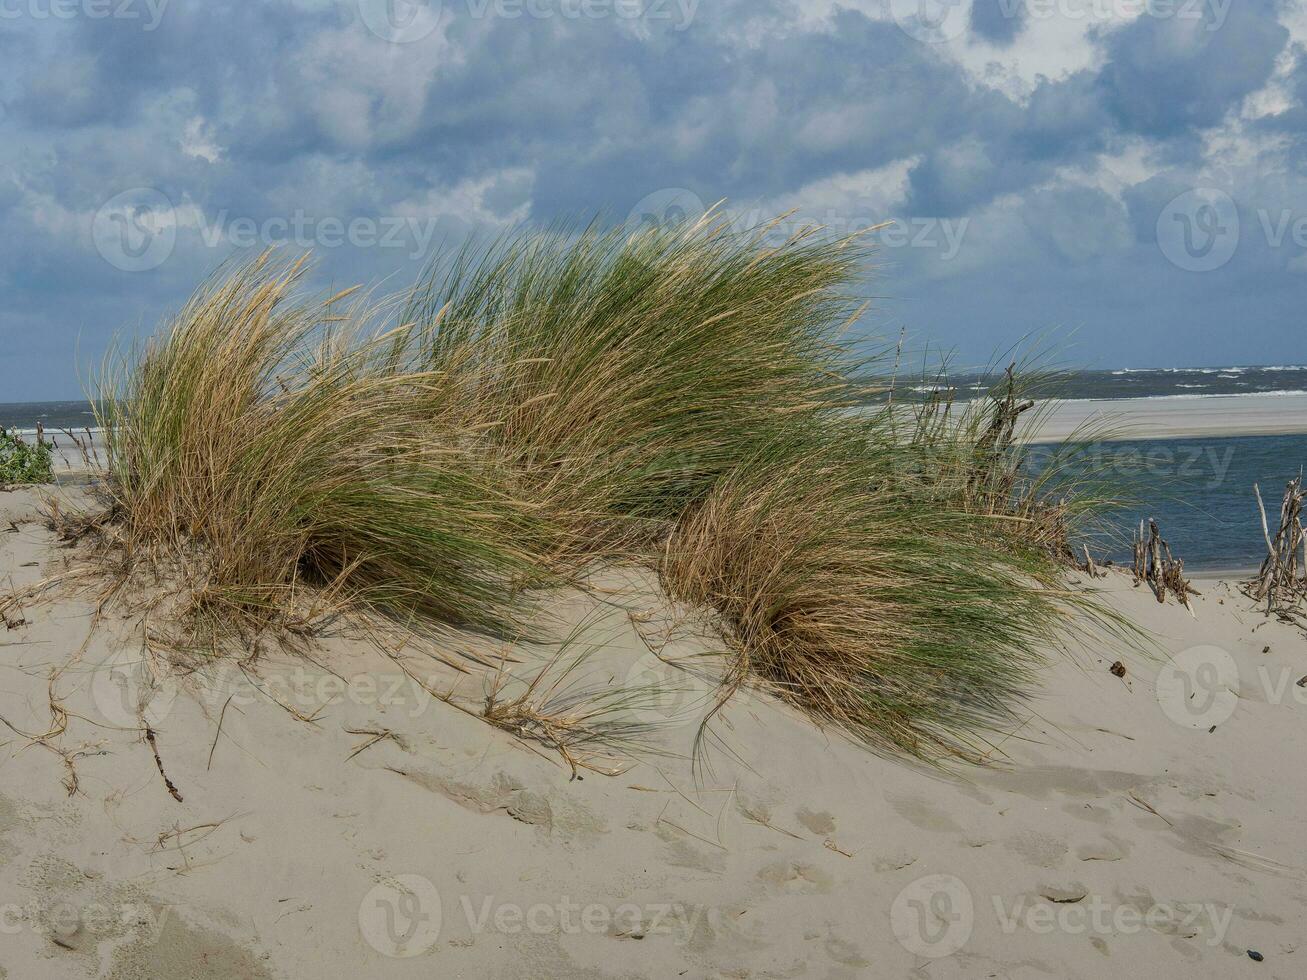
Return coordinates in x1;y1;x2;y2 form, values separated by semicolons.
0;486;1303;978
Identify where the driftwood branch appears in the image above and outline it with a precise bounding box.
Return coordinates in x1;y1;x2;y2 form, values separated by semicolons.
1132;519;1195;612
1243;478;1307;625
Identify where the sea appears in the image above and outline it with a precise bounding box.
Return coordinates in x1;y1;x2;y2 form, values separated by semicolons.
4;365;1306;573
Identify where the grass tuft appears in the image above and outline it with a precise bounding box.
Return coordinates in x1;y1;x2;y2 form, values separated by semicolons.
397;214;874;555
93;251;549;642
74;219;1130;766
660;422;1085;762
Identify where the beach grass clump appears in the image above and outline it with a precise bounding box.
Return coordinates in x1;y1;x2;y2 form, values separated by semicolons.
0;429;53;485
397;214;871;553
659;423;1084;760
79;218;1118;766
93;252;549;640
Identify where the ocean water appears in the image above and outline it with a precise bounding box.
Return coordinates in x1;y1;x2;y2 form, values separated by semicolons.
0;400;98;432
894;364;1307;402
1037;433;1307;573
3;370;1304;572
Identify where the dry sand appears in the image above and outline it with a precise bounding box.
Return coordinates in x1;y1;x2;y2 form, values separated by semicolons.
1022;392;1307;443
0;486;1304;978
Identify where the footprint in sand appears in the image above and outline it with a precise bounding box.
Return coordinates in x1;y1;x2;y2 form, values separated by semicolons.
886;796;962;833
756;860;834;894
795;808;836;837
871;851;918;872
1003;831;1069;869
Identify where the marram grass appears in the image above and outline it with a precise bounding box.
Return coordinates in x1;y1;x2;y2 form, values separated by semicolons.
82;221;1124;763
660;421;1094;761
396;214;874;554
94;252;549;639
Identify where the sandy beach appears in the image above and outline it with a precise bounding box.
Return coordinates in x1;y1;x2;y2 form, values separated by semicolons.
0;484;1302;978
9;2;1307;976
1022;393;1307;443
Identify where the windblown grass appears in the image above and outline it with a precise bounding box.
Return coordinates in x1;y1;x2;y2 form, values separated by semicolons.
74;218;1128;766
883;364;1126;562
92;252;548;642
659;417;1099;761
396;213;872;554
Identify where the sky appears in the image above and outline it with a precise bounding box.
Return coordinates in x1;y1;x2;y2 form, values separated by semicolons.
1;0;1305;400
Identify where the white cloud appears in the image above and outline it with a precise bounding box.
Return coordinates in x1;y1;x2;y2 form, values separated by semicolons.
180;117;222;163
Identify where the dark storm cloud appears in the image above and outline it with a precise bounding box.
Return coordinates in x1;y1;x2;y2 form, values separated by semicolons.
0;0;1302;398
1095;0;1288;138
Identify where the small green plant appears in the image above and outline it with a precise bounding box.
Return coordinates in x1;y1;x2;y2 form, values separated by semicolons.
0;429;53;485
